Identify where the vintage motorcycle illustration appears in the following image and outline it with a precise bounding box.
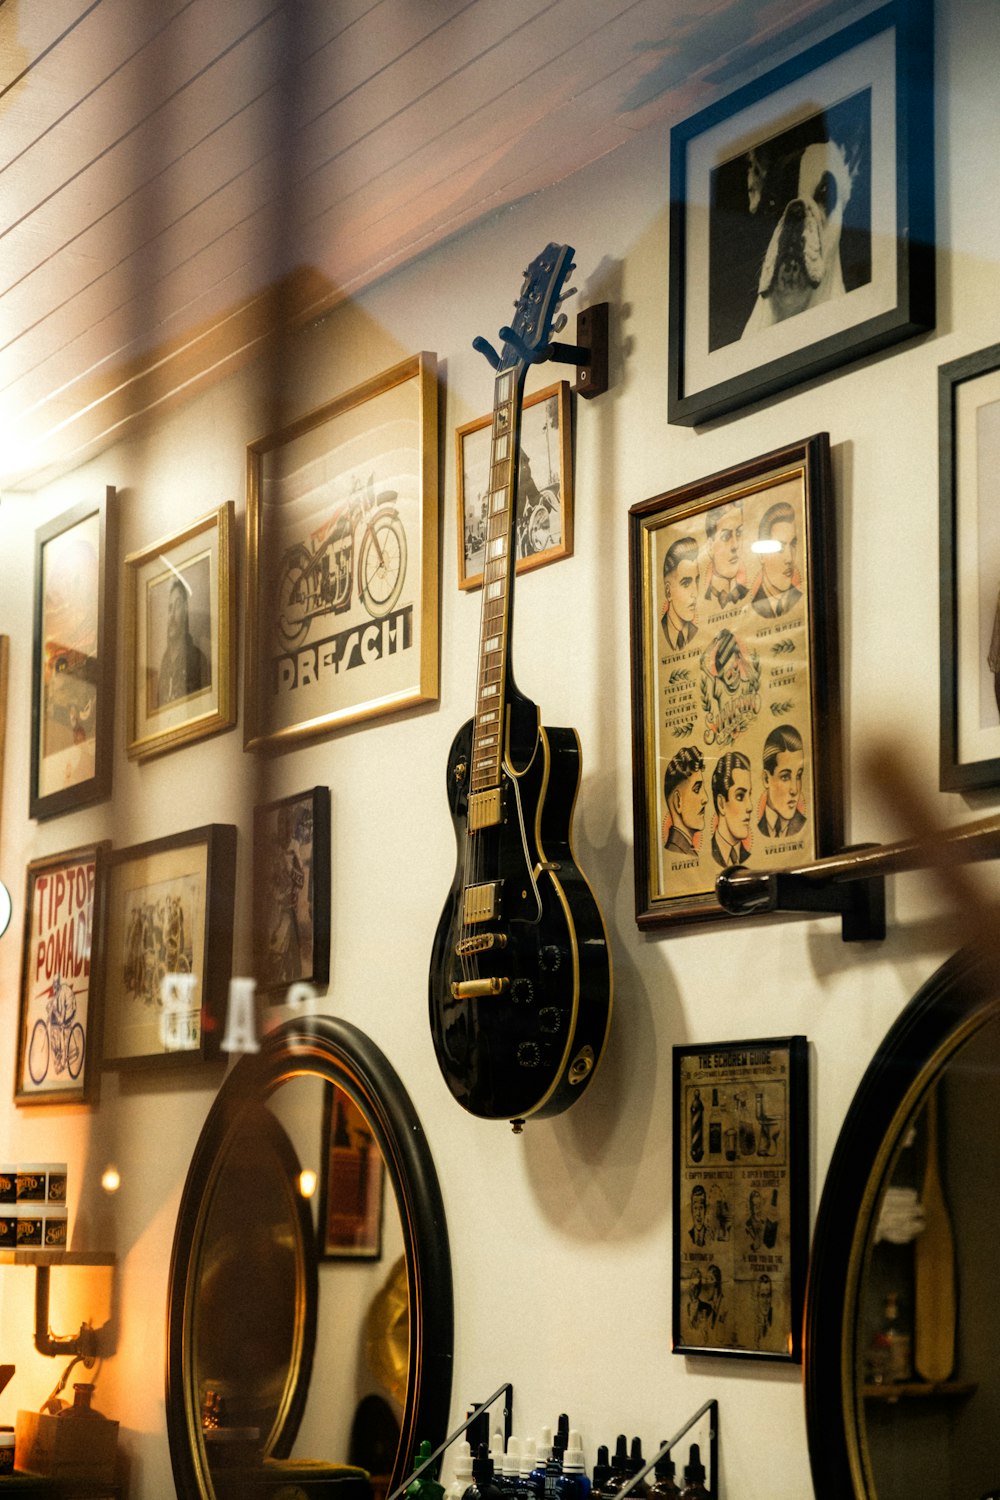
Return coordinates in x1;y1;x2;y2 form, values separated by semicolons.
274;473;407;649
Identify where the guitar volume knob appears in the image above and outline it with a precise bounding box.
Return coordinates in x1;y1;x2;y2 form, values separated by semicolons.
538;1006;562;1034
517;1042;541;1069
511;978;534;1005
539;945;562;973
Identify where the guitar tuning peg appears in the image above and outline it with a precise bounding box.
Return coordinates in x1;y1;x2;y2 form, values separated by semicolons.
558;287;577;304
551;313;568;335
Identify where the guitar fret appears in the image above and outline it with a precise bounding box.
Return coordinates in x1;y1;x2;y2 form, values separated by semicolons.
486;581;503;600
488;537;505;559
493;432;509;460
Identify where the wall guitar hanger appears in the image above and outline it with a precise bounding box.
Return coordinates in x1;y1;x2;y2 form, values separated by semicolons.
716;811;1000;942
473;301;609;398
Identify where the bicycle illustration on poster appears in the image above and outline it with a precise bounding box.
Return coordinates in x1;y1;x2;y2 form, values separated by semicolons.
16;843;108;1106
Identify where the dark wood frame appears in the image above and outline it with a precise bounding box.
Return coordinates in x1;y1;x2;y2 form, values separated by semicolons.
30;488;116;820
939;342;1000;792
253;786;331;992
14;841;109;1106
667;0;935;426
673;1035;809;1362
628;433;841;929
456;380;573;589
101;823;236;1070
165;1014;453;1500
124;501;237;761
317;1080;386;1261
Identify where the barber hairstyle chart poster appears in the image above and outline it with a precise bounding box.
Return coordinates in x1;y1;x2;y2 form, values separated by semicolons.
672;1038;808;1362
16;846;105;1104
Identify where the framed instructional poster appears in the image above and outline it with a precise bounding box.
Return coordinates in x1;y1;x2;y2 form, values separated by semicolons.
673;1036;809;1362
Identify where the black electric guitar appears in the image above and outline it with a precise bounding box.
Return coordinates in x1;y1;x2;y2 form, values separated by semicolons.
429;242;612;1128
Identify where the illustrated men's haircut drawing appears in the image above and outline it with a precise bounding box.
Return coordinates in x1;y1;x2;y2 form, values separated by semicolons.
663;744;705;803
758;499;795;541
762;722;803;774
705;501;742;542
663;536;698;589
712;750;751;813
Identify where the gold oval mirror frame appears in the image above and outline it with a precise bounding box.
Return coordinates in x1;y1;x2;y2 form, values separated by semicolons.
166;1015;454;1500
805;945;999;1498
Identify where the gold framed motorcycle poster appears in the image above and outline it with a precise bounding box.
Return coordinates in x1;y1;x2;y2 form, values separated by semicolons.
244;353;439;751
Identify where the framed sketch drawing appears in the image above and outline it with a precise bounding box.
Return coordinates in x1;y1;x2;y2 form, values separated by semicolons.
628;434;841;929
15;843;109;1106
457;381;573;589
124;502;236;760
939;343;1000;792
673;1036;808;1362
318;1081;385;1260
668;0;934;425
244;353;439;752
30;488;116;820
101;824;236;1070
253;786;331;992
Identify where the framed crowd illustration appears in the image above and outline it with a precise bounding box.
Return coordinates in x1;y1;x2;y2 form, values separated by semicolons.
124;502;237;762
243;353;439;752
30;488;116;821
667;0;934;426
628;434;842;929
101;824;236;1070
672;1036;809;1361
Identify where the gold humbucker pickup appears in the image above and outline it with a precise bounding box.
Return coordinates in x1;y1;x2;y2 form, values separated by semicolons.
468;788;502;830
455;933;507;958
451;977;509;999
463;881;500;924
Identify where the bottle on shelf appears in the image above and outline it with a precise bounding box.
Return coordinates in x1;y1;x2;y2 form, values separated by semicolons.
648;1443;679;1500
679;1444;708;1500
625;1437;650;1500
880;1290;914;1383
407;1440;445;1500
445;1440;473;1500
590;1445;611;1498
554;1430;591;1500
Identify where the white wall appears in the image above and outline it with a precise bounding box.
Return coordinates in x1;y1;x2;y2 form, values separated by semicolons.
1;2;998;1495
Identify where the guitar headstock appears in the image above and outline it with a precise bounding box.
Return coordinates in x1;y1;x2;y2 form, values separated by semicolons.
494;242;576;373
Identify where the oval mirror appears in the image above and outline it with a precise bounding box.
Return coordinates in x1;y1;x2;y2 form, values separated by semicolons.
805;946;1000;1498
166;1015;454;1500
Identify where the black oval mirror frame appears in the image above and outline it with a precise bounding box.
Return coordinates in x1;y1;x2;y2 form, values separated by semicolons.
805;945;997;1498
166;1014;454;1500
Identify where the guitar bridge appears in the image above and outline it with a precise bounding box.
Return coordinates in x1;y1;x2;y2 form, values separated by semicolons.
451;977;509;999
455;933;507;957
468;788;502;830
463;881;501;924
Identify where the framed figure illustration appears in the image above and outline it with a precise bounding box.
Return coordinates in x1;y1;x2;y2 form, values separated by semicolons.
456;381;573;589
939;342;1000;791
673;1036;809;1361
253;786;331;992
244;353;439;751
124;502;237;760
318;1082;384;1260
628;434;841;928
30;488;116;820
101;824;236;1070
15;843;109;1105
668;0;934;425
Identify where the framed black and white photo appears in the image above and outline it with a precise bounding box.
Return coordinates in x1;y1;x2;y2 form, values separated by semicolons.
668;0;934;425
253;786;330;992
940;343;1000;791
673;1036;809;1362
456;381;573;589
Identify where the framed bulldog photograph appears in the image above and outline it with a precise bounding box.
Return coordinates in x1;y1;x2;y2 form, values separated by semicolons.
456;380;573;589
628;434;841;929
101;824;236;1070
672;1036;809;1362
124;502;237;761
15;842;109;1106
939;342;1000;792
30;488;116;820
253;786;331;992
667;0;934;426
244;353;439;752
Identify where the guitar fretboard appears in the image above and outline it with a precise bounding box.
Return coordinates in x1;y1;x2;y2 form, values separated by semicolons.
470;366;521;794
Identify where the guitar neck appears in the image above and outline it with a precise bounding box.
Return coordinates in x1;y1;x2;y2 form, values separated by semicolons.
470;362;527;795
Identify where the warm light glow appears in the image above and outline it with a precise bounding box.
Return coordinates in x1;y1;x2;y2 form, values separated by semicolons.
751;539;782;554
298;1168;318;1199
101;1166;121;1193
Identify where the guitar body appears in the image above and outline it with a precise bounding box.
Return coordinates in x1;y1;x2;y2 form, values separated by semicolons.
429;708;612;1124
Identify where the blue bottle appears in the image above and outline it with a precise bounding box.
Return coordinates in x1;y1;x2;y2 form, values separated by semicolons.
554;1431;591;1500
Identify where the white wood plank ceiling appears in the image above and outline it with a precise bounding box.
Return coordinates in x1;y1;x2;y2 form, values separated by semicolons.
0;0;838;489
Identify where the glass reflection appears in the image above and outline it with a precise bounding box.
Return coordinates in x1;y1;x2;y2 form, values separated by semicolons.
859;1010;1000;1500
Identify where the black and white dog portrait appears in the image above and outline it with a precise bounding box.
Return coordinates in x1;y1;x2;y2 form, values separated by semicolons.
706;90;871;353
742;136;857;334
